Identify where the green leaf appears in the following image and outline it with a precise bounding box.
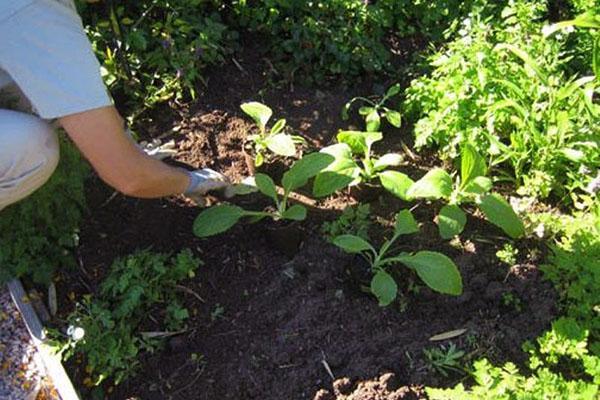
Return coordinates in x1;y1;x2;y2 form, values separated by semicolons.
478;194;525;239
496;44;548;84
358;106;374;116
394;210;419;236
337;131;382;157
384;109;402;128
281;204;307;221
373;153;403;171
313;168;358;197
462;176;493;196
265;133;296;157
240;102;272;131
460;144;486;189
333;234;374;254
385;83;401;98
593;36;599;78
271;118;287;134
396;251;463;295
543;12;600;37
379;171;414;200
366;110;381;132
370;270;398;306
193;205;245;237
406;169;453;200
254;173;278;203
556;76;595;102
438;205;466;239
255;152;264;167
282;152;335;192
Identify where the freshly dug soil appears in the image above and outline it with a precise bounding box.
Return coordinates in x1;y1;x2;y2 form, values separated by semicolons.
56;39;557;399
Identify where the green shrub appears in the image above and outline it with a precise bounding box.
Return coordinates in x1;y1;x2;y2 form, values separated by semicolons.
404;0;599;200
230;0;475;84
57;249;201;386
0;138;88;284
76;0;236;115
427;206;600;398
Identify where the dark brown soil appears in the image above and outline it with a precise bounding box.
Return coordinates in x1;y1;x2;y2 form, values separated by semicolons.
56;41;557;400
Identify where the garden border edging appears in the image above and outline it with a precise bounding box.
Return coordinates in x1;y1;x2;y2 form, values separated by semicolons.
7;279;80;400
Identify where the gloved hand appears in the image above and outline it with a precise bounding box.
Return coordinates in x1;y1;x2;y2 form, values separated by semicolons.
184;168;230;205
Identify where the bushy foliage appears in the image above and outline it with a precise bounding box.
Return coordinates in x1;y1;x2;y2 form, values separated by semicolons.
0;138;88;284
230;0;475;83
427;206;600;398
76;0;236;114
404;0;599;200
57;249;201;386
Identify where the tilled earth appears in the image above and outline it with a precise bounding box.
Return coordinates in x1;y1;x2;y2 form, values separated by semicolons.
57;40;557;399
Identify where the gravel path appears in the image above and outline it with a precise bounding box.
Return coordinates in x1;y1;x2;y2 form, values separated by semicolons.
0;288;51;399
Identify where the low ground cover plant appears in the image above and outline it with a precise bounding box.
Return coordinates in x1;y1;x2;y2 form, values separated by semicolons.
321;204;372;243
333;210;463;306
55;249;201;386
0;139;88;284
193;152;333;237
313;130;413;199
428;205;600;398
406;144;525;239
342;84;402;132
240;101;303;167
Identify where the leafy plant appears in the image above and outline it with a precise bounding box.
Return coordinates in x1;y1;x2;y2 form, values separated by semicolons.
424;343;466;377
76;0;235;118
0;138;88;284
342;84;402;132
404;1;599;200
194;152;334;237
496;243;519;265
544;12;600;78
240;101;304;167
333;210;463;306
313;130;413;199
321;204;371;242
406;145;525;239
428;207;600;399
56;249;201;386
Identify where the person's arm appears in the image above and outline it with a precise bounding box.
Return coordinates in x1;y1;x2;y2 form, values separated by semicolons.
59;105;190;198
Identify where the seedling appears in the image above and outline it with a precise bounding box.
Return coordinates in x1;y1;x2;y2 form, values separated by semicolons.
193;153;334;237
241;101;304;167
406;145;525;239
333;210;463;306
313;130;414;199
423;343;465;377
342;83;402;132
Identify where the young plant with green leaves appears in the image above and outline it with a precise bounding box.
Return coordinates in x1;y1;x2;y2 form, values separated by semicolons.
424;343;466;377
312;130;414;199
55;249;201;386
194;153;334;237
342;84;402;132
406;145;525;240
543;12;599;79
241;101;304;167
333;210;463;306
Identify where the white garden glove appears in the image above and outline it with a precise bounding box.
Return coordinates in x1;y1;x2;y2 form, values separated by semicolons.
139;138;178;160
184;168;231;205
125;128;178;160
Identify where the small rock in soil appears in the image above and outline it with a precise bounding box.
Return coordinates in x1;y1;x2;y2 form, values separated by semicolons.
333;377;353;395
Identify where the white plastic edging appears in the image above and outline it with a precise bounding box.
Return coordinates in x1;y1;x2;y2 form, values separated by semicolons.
7;279;80;400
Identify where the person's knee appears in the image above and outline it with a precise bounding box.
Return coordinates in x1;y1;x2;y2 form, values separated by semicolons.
0;110;60;209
